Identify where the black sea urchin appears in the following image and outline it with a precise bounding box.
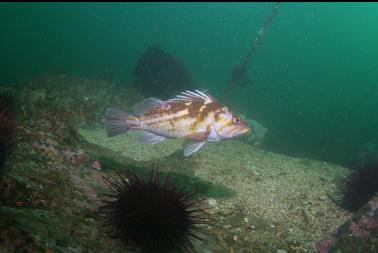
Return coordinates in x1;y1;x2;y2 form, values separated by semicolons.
337;153;378;212
132;44;195;99
0;105;16;170
101;169;207;253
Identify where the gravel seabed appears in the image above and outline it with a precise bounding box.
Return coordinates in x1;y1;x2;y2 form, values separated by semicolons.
79;128;351;252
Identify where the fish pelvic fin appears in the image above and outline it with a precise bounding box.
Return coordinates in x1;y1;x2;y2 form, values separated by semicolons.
105;108;140;137
183;141;206;157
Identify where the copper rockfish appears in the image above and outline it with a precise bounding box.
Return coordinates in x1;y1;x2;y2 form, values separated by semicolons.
105;90;250;157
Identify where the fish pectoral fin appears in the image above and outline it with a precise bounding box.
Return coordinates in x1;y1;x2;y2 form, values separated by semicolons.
183;141;206;157
132;98;169;116
138;131;166;144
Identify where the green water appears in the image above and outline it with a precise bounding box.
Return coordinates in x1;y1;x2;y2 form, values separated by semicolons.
1;2;378;164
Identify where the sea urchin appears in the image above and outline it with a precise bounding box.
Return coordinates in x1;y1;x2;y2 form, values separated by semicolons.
337;153;378;212
101;169;207;253
0;103;16;170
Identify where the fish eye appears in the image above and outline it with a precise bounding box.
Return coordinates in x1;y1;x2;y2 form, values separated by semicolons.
233;117;241;124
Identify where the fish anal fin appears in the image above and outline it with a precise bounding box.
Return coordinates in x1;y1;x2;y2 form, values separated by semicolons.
138;131;166;144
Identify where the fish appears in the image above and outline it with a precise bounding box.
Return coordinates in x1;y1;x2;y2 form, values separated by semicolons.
105;90;250;157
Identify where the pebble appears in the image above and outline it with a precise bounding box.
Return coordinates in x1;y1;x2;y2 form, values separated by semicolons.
221;209;234;216
231;228;242;233
276;250;287;253
207;198;217;208
248;164;258;171
201;250;212;253
315;211;325;218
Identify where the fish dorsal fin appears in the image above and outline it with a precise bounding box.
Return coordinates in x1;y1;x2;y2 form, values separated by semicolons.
167;89;214;104
132;98;169;116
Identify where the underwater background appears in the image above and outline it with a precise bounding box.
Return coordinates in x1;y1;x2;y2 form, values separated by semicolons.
1;2;378;253
1;2;378;164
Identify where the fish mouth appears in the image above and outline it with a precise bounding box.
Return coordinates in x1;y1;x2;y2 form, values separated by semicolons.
222;125;250;138
237;126;250;136
241;126;251;134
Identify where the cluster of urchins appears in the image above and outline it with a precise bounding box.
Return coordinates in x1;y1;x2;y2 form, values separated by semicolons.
100;168;209;253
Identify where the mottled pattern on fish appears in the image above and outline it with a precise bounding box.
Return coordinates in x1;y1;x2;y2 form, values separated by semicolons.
139;98;224;140
105;90;250;156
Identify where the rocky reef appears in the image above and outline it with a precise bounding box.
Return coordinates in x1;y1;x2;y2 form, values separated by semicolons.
1;73;375;253
0;73;237;253
316;194;378;253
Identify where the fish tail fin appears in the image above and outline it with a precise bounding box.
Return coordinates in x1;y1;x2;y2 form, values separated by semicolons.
105;108;140;137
